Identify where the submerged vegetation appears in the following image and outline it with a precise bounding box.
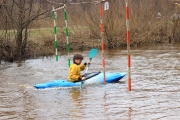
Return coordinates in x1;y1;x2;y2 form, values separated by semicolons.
0;0;180;63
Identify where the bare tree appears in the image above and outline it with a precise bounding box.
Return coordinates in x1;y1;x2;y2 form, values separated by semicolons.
2;0;52;62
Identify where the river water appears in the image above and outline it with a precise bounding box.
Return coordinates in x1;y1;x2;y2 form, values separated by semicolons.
0;44;180;120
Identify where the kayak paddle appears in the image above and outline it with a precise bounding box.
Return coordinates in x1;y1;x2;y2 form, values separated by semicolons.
80;48;98;89
85;48;98;73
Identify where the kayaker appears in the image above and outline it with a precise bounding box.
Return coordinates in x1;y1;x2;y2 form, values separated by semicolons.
68;54;90;82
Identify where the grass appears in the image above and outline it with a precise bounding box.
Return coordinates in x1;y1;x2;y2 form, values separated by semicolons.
0;26;89;45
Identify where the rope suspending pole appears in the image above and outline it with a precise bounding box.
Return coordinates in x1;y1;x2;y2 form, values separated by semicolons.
64;4;71;68
100;0;106;84
125;0;131;91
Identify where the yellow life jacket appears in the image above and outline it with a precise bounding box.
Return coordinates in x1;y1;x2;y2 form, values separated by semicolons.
68;63;86;82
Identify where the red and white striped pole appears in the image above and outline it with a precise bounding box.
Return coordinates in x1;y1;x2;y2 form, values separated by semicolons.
100;1;106;84
125;0;131;91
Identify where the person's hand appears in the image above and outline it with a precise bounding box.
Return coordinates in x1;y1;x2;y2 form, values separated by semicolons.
82;77;86;80
86;61;91;65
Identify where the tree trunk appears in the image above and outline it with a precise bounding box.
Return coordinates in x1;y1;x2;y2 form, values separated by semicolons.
16;28;23;62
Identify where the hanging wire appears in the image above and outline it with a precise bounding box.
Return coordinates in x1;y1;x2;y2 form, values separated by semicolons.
46;0;101;5
46;0;64;5
69;1;100;5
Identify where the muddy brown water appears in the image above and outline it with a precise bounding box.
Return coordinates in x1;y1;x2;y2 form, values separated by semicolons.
0;44;180;120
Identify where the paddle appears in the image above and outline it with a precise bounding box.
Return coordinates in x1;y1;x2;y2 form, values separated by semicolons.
80;48;98;89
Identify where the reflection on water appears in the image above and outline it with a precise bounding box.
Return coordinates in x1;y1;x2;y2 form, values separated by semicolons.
0;44;180;119
69;89;83;119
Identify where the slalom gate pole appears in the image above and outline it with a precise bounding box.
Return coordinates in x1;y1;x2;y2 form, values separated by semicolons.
64;4;71;68
125;0;131;91
100;1;106;84
52;6;58;61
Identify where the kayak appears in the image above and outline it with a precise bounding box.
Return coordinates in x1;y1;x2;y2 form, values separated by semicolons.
34;72;126;89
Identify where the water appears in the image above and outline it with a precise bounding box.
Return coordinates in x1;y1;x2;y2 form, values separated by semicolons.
0;44;180;120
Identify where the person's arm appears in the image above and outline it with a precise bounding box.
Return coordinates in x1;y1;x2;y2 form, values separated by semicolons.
80;61;91;71
79;63;86;71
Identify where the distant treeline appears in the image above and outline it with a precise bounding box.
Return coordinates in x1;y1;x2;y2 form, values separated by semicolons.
0;0;180;63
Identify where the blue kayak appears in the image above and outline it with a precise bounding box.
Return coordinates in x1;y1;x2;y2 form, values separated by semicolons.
34;72;126;89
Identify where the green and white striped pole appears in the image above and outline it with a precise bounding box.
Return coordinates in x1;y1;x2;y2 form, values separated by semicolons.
52;6;58;61
64;5;70;67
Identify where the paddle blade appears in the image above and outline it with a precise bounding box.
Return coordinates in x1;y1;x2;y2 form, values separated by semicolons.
89;49;98;58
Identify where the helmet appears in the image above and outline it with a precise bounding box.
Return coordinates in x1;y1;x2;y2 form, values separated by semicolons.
73;54;83;62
